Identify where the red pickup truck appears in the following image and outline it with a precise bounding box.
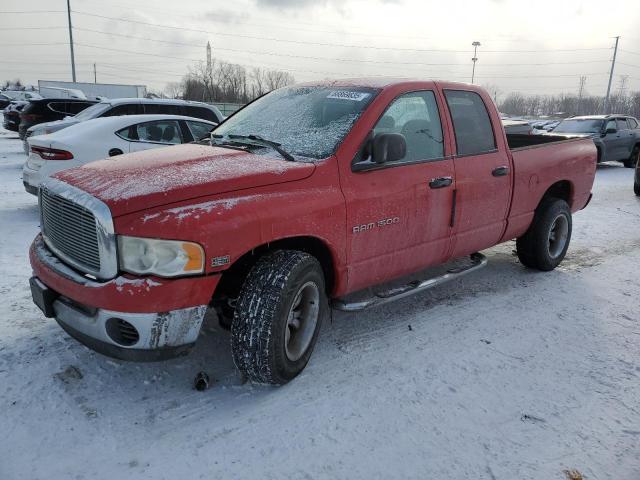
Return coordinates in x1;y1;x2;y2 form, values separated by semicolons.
29;79;596;384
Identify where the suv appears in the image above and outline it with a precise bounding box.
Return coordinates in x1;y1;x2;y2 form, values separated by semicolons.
551;115;640;168
24;98;224;153
18;98;98;139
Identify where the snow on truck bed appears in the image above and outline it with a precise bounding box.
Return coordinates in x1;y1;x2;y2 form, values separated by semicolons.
1;118;639;479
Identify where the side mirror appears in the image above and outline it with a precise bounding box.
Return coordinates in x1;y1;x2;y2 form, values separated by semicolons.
605;127;617;135
372;133;406;164
108;148;123;157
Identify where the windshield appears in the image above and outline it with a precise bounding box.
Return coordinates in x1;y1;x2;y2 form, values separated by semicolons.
73;102;110;121
553;119;604;134
213;86;379;159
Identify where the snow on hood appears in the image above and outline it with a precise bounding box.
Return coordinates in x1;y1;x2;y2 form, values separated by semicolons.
53;144;316;217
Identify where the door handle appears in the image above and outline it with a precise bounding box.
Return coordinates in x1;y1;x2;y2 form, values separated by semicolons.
492;166;510;177
429;176;453;189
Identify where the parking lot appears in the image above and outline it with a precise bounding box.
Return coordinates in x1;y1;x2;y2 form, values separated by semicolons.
1;119;639;479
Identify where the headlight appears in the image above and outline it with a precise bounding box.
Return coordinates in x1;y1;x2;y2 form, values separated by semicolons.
118;236;205;277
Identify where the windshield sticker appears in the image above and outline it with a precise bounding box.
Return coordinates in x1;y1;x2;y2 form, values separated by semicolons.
327;91;371;102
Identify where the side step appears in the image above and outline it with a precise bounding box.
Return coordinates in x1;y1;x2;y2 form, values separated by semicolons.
332;253;488;312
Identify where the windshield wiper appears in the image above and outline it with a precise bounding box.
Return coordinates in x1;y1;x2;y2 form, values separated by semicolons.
226;134;295;162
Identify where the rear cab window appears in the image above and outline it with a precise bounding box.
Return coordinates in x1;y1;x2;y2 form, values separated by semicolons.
444;90;496;156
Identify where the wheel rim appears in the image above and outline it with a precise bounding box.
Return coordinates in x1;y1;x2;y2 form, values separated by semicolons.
548;214;569;259
284;281;320;362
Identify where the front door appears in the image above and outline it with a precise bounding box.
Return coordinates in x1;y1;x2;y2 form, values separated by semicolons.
342;90;455;293
442;89;513;258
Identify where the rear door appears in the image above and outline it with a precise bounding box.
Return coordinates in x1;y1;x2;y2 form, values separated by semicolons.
443;89;513;258
343;90;455;291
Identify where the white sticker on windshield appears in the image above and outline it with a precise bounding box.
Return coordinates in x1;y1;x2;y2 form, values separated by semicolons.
327;91;371;102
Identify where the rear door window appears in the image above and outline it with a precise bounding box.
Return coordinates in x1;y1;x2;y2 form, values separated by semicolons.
185;106;218;122
47;102;68;115
135;120;183;144
616;119;629;131
444;90;496;156
626;118;638;129
66;102;93;115
102;103;143;117
143;103;182;115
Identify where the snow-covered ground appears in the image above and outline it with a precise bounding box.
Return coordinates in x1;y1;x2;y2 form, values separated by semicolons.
1;118;639;480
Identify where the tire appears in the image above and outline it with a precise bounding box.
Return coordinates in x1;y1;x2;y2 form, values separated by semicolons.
231;250;327;385
634;180;640;197
516;198;572;271
624;146;640;168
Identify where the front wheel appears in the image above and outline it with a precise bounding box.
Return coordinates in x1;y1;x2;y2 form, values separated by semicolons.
516;198;572;271
623;146;639;168
231;250;327;385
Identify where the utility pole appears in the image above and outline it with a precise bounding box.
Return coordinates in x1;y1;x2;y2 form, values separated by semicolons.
578;76;586;115
66;0;77;82
604;36;620;114
93;63;97;83
471;41;481;84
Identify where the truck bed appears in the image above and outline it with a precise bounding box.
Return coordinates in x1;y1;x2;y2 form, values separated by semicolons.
506;133;579;150
501;135;597;243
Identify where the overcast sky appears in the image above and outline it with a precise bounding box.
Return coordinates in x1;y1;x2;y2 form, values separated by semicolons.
2;0;640;99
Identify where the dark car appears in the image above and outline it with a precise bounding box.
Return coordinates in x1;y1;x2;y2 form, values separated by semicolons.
2;102;27;132
550;115;640;168
18;98;97;139
0;93;12;110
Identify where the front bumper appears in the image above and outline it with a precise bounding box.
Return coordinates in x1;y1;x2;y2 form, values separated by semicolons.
30;235;220;361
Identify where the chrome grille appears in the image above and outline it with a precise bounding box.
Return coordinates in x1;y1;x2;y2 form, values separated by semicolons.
40;187;101;272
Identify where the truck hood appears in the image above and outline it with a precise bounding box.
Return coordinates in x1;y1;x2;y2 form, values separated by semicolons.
53;144;316;217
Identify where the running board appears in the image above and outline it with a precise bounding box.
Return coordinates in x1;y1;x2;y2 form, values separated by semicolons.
332;253;488;312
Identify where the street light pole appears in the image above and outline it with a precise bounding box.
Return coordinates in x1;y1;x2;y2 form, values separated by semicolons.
471;41;481;84
66;0;77;82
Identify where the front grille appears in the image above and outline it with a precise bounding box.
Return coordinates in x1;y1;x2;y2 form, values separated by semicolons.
40;187;101;273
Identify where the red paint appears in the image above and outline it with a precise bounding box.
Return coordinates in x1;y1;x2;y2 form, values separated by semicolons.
31;80;596;312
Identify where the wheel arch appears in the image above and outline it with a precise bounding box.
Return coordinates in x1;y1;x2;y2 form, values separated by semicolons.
538;180;574;210
214;235;338;301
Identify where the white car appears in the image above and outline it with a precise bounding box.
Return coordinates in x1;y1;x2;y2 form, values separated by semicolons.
22;115;217;195
23;98;224;154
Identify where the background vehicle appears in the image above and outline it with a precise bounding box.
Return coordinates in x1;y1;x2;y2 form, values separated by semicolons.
550;115;640;167
22;115;217;195
0;93;12;109
502;119;533;135
24;98;224;152
635;161;640;196
1;90;42;102
2;101;27;132
18;98;98;139
29;80;596;385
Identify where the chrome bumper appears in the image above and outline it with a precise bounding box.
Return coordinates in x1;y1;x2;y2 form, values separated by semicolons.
53;298;207;360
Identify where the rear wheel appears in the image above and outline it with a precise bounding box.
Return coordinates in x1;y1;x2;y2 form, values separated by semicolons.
623;146;640;168
231;250;327;385
516;198;572;271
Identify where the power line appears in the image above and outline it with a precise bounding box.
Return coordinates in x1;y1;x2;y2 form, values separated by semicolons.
73;27;614;70
0;10;65;14
71;10;612;54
